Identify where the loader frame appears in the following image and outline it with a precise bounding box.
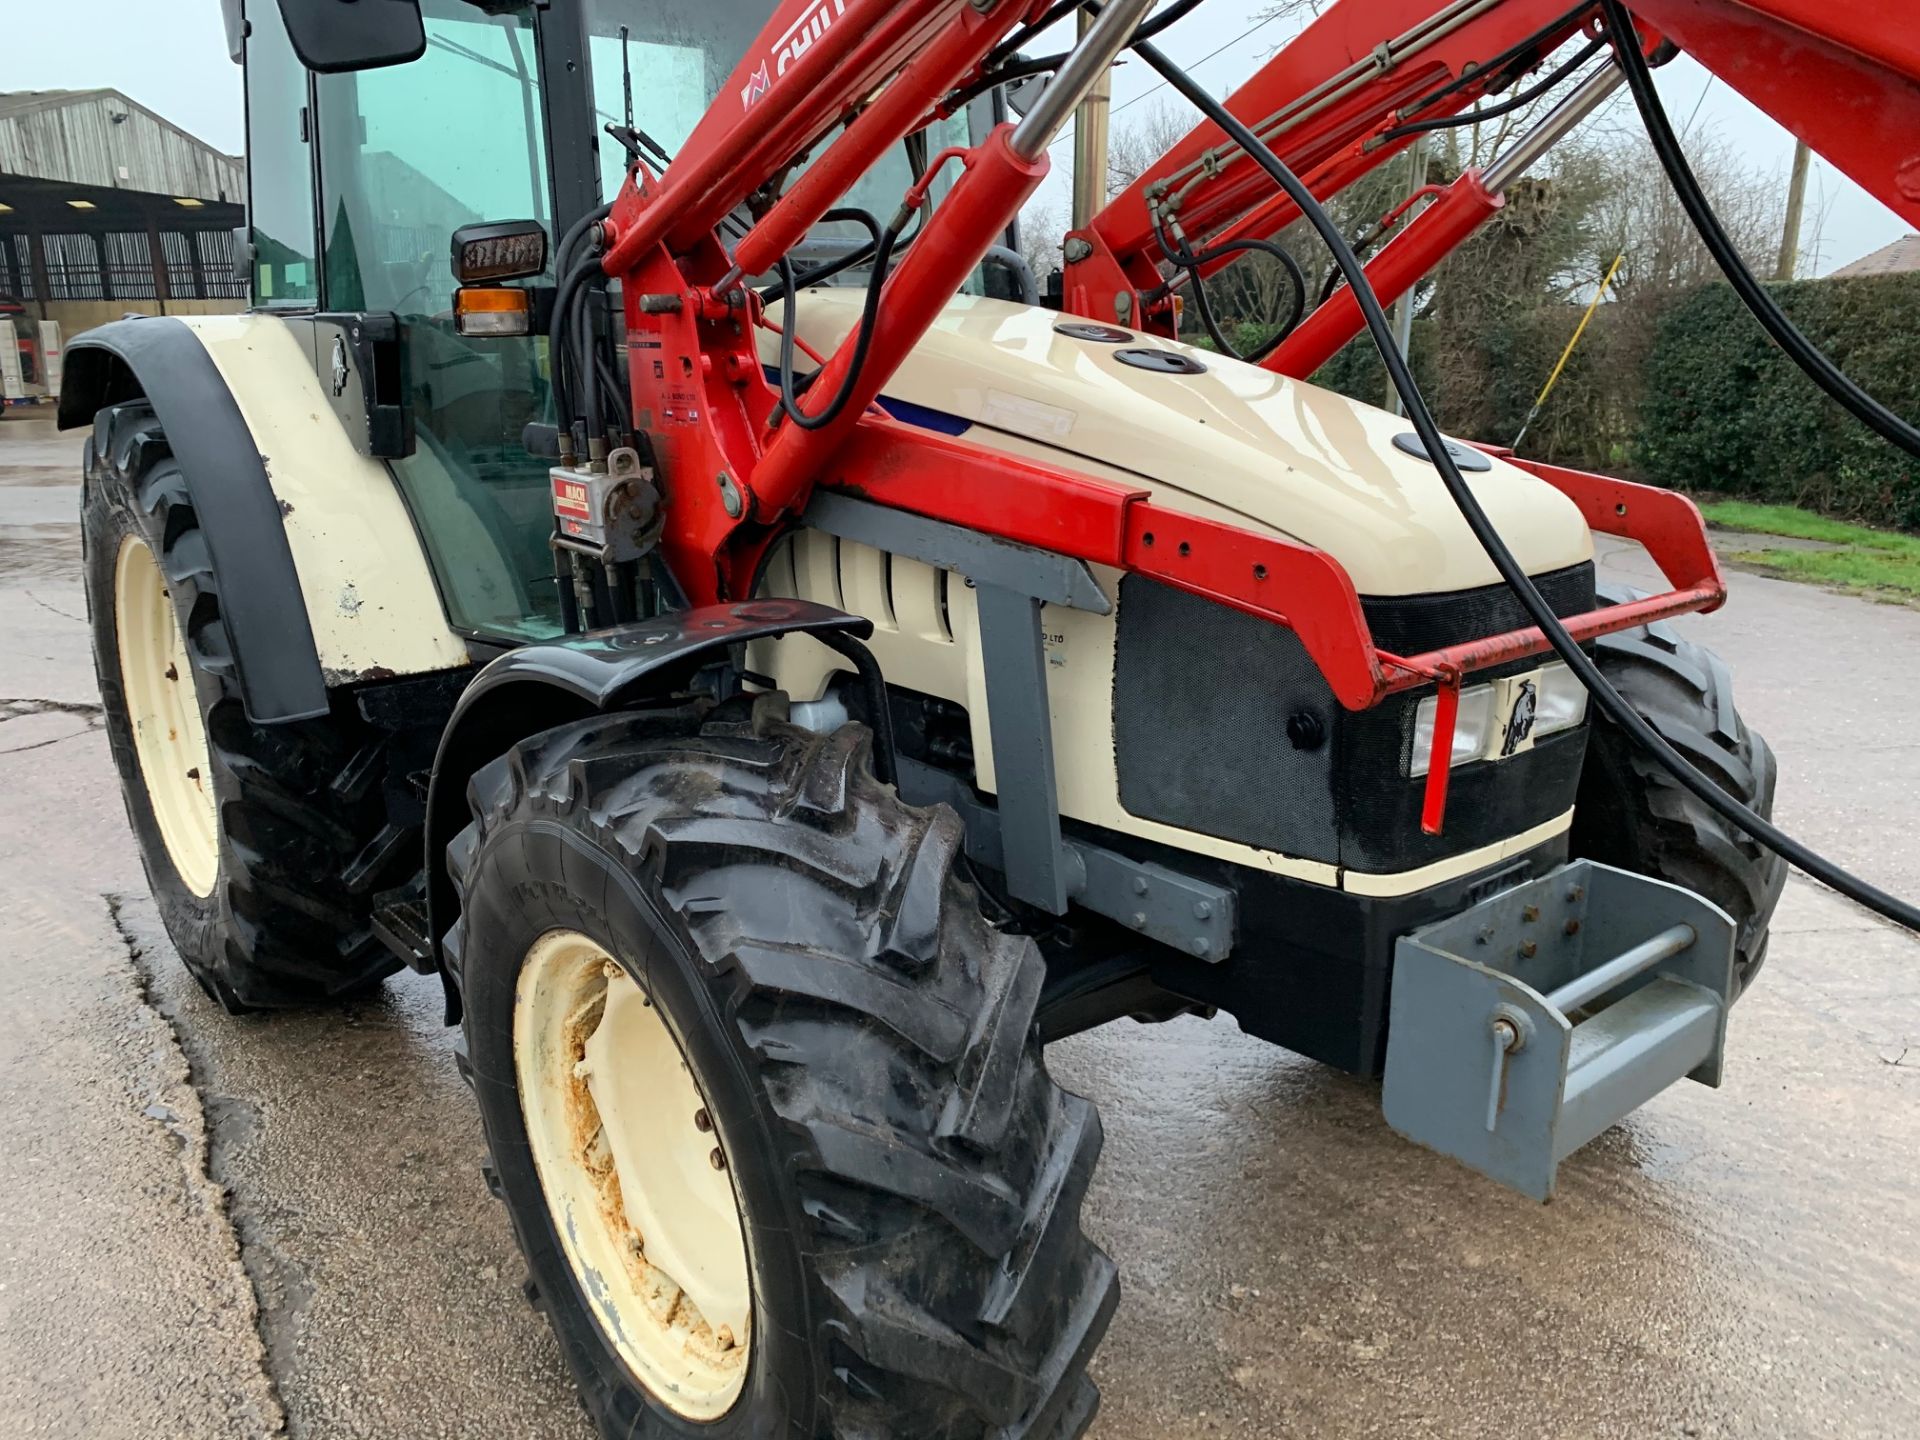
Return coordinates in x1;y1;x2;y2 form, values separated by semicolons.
584;0;1920;840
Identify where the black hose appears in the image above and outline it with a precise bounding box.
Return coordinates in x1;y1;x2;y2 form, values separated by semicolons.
1152;211;1307;361
549;204;613;431
985;0;1083;72
1598;0;1920;462
1379;37;1604;143
549;255;601;436
595;350;626;433
949;0;1206;116
556;202;613;276
759;208;883;302
572;274;602;441
1127;27;1920;933
1391;1;1597;125
775;219;904;430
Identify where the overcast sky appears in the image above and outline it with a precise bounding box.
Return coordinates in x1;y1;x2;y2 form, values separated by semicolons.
3;0;1909;276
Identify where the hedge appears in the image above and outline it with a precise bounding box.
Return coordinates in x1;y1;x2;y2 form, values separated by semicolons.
1638;271;1920;530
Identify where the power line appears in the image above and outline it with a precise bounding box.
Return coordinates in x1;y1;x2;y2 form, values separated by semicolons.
1680;74;1714;136
1047;9;1289;152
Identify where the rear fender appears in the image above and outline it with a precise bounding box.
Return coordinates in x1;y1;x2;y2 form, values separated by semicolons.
63;316;331;721
61;314;468;718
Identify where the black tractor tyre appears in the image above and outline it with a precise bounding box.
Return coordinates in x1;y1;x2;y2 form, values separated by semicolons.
448;700;1117;1439
1569;586;1788;994
83;403;408;1012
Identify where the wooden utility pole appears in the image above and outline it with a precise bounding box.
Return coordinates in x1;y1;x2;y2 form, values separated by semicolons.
1776;139;1811;281
1071;12;1113;230
1386;137;1428;415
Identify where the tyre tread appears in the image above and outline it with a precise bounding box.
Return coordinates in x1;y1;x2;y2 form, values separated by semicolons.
449;707;1115;1438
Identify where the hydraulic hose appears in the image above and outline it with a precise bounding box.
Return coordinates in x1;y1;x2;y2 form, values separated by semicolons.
549;203;613;434
759;208;885;303
957;0;1209;113
1597;0;1920;462
1379;36;1604;144
1123;27;1920;934
1150;213;1307;361
775;217;905;430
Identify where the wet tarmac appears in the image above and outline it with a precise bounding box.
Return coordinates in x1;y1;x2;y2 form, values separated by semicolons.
1;409;1915;1438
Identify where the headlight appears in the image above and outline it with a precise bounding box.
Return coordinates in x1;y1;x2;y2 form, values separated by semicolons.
1532;661;1589;737
1410;684;1496;777
1408;663;1589;777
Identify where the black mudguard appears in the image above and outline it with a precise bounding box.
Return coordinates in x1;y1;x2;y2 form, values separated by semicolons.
61;316;329;723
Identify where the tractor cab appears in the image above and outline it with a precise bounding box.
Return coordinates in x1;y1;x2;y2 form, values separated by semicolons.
230;0;998;642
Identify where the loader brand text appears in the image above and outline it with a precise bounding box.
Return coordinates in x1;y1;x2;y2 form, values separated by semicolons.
742;0;848;107
553;478;592;521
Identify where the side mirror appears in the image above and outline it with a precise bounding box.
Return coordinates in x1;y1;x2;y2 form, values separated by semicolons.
229;226;255;286
451;221;549;284
1003;74;1049;119
276;0;425;74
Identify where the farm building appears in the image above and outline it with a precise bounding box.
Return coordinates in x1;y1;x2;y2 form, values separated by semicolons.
0;88;247;338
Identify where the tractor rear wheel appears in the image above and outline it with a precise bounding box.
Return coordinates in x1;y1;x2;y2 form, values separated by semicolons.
84;404;407;1011
1570;589;1787;993
448;700;1116;1439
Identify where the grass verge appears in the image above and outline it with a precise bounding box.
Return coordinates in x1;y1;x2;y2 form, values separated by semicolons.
1698;500;1920;602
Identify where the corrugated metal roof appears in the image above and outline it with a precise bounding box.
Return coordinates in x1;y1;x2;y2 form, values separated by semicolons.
0;89;117;120
1830;235;1920;279
0;89;242;203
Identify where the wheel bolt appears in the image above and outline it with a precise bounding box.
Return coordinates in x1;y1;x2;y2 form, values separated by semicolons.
709;1147;726;1171
694;1108;712;1133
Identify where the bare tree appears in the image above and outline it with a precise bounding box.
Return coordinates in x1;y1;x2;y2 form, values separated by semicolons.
1253;0;1325;20
1585;131;1783;298
1016;199;1064;282
1104;101;1192;197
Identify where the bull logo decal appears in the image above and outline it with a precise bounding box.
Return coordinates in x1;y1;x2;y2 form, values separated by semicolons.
740;62;772;110
1500;679;1538;758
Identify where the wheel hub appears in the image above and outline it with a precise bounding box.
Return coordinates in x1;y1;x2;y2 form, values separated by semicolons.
515;930;751;1419
114;535;218;897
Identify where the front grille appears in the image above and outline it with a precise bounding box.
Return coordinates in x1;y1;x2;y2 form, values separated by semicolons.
1112;564;1595;872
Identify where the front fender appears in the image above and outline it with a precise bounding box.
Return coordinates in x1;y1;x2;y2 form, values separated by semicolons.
422;599;875;977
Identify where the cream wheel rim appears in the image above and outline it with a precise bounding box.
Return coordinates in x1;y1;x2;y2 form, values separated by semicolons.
115;535;219;897
515;930;752;1418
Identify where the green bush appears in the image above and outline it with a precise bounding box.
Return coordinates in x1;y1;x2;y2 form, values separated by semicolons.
1639;273;1920;529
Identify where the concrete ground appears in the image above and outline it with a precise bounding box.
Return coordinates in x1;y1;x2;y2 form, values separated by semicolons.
1;407;1914;1439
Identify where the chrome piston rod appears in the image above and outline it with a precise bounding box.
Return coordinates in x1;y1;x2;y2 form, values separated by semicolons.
1008;0;1158;161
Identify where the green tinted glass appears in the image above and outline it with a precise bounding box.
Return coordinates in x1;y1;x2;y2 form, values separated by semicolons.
245;2;319;307
316;2;562;640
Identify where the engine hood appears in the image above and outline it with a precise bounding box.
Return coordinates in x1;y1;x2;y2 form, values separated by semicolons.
768;292;1591;596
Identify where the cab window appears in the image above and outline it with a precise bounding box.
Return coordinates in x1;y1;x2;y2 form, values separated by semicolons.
314;1;562;640
243;1;319;307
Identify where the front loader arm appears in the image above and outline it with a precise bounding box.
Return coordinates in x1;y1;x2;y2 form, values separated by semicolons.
1069;0;1920;365
578;0;1914;834
1067;0;1591;335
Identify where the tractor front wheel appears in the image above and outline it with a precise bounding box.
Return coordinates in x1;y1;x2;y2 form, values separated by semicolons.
1570;589;1788;994
448;700;1116;1438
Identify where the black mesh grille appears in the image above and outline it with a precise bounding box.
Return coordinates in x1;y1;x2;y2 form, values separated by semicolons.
1361;564;1596;654
1113;564;1596;871
1113;580;1340;859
